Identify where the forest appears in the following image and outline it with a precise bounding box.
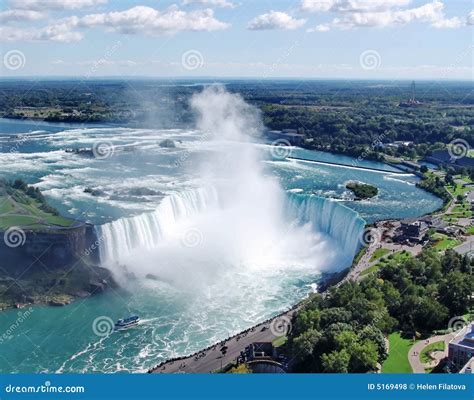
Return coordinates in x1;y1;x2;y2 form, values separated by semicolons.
287;249;472;373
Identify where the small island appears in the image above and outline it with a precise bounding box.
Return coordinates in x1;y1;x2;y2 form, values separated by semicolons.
346;181;378;200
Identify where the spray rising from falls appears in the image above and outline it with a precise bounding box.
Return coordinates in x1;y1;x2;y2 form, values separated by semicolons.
97;188;364;269
97;86;365;289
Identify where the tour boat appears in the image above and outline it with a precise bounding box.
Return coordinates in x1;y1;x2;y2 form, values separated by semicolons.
114;315;140;330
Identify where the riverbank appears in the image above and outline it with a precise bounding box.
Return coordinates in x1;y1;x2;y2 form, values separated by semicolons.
149;165;469;374
149;250;376;374
148;271;346;373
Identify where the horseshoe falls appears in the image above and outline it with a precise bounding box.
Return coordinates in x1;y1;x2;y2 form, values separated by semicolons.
97;187;365;273
0;86;442;373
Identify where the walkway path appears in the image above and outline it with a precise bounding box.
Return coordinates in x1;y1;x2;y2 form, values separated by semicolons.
347;225;422;282
408;333;455;373
150;309;298;373
454;235;474;256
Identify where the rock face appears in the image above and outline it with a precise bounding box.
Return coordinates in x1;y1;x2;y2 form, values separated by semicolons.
0;223;99;275
159;139;176;148
0;224;115;309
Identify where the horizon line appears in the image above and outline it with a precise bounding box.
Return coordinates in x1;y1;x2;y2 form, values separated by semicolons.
0;76;473;83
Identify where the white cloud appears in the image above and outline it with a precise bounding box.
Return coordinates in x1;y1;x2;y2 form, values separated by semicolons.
9;0;107;11
305;0;464;31
307;24;330;32
0;23;84;42
0;9;46;23
431;16;461;29
247;11;306;30
467;10;474;25
300;0;411;13
181;0;236;8
78;6;229;34
0;5;230;42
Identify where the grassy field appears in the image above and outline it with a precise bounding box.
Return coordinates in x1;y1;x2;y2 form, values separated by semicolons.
370;248;390;262
360;263;380;276
443;200;472;222
361;251;412;277
382;332;414;373
433;238;461;251
446;183;470;198
420;340;445;364
0;183;73;230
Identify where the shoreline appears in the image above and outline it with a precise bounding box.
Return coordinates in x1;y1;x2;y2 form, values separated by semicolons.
148;269;349;373
146;190;453;373
147;260;366;374
0;264;116;312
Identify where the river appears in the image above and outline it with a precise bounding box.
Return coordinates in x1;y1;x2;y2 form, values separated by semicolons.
0;114;441;373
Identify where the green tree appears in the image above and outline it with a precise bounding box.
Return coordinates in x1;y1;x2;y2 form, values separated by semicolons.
321;349;350;373
439;271;473;316
349;340;379;372
414;297;449;332
292;329;321;361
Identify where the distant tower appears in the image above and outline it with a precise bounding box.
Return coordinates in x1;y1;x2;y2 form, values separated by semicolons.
410;81;416;102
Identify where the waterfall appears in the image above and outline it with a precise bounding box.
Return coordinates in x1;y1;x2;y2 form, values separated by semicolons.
97;186;219;263
96;187;365;266
285;193;366;262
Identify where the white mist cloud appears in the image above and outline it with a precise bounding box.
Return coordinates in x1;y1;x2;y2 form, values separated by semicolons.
300;0;412;13
104;86;339;293
9;0;107;11
304;0;464;31
0;5;230;42
181;0;236;8
307;24;330;32
0;9;46;23
78;6;229;35
247;11;306;30
466;10;474;25
0;23;84;42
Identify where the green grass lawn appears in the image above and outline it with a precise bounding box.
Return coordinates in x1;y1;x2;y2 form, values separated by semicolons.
466;226;474;235
452;202;471;213
388;251;412;263
454;174;473;184
0;198;15;214
382;332;414;373
419;340;445;364
360;264;381;276
361;251;412;277
446;184;469;198
433;238;461;251
0;190;73;230
370;248;390;262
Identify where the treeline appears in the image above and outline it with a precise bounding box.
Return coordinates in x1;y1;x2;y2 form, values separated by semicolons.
263;104;473;155
416;174;452;205
287;249;473;373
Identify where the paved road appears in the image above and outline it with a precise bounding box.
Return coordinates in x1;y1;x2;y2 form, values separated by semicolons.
454;236;474;256
349;231;422;282
150;310;298;373
408;333;455;373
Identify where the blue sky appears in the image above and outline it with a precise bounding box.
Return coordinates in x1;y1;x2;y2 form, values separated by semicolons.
0;0;472;79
